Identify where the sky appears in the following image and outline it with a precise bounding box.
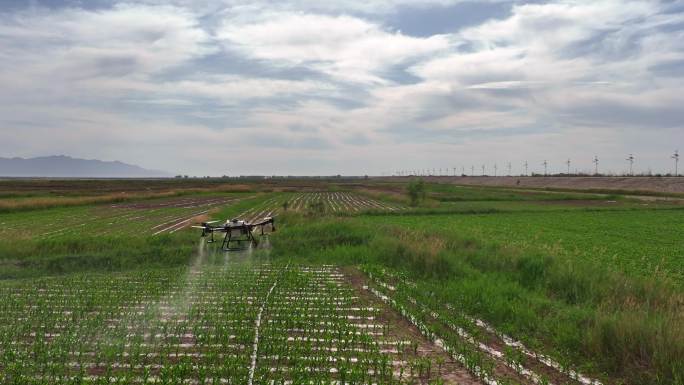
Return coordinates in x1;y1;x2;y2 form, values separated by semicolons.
0;0;683;176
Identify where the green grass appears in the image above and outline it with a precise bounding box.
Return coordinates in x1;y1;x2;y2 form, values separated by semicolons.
268;209;684;385
0;193;245;240
0;193;246;278
0;233;198;280
357;208;684;281
210;192;288;219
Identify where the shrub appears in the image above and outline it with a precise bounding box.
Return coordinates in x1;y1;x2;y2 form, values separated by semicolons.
407;179;426;206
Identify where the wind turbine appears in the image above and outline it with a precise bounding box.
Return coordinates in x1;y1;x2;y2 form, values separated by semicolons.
494;163;498;177
524;161;529;176
507;162;512;176
626;154;635;175
482;164;486;176
672;150;679;176
471;165;475;176
593;156;599;175
566;159;571;175
542;160;548;176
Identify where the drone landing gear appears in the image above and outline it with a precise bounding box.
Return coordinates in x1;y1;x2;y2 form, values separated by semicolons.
258;222;275;235
200;229;217;243
221;230;258;251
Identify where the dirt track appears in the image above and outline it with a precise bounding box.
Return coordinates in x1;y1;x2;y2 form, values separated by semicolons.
382;176;684;195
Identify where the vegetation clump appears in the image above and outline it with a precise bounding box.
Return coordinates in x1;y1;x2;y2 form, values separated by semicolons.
407;179;426;206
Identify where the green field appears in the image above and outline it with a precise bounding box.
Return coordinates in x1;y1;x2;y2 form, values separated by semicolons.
359;208;684;280
0;178;682;385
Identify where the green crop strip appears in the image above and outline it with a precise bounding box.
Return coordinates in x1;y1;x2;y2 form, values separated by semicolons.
0;260;462;384
269;210;684;385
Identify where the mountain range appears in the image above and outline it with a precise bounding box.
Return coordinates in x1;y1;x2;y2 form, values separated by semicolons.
0;155;171;178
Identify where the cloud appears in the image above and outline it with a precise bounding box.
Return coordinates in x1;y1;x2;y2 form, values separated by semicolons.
405;0;684;134
0;4;213;76
217;12;451;84
136;0;485;16
142;76;337;104
0;0;682;175
0;3;215;109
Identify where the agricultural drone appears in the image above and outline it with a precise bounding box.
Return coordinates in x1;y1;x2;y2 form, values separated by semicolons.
193;217;275;251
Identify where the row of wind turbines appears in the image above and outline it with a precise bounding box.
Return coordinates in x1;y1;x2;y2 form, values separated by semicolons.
394;150;680;177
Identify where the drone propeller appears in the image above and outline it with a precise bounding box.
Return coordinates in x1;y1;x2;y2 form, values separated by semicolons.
194;220;222;228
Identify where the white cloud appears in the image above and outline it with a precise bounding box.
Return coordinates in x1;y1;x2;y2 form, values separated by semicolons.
0;0;683;175
411;1;665;86
140;0;484;15
0;5;335;106
407;0;684;132
0;4;213;78
0;3;217;109
218;12;451;83
164;77;336;101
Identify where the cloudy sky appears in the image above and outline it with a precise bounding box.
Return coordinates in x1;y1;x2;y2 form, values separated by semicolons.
1;0;683;176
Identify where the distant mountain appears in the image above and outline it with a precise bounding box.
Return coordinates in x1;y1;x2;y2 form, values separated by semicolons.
0;155;171;178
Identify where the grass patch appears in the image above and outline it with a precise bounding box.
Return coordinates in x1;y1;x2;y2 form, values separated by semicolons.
0;232;197;279
269;212;683;385
358;208;684;281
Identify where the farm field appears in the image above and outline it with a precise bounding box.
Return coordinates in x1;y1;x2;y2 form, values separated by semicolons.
0;194;244;239
267;182;684;385
0;178;682;385
358;208;684;281
235;192;405;222
0;189;403;239
0;256;478;384
381;176;684;196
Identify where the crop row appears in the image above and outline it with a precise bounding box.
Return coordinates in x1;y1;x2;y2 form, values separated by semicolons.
0;195;240;240
236;192;403;222
362;265;604;385
0;255;462;384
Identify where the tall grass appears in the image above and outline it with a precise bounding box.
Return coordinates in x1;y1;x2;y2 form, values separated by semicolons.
270;212;684;385
0;233;197;279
